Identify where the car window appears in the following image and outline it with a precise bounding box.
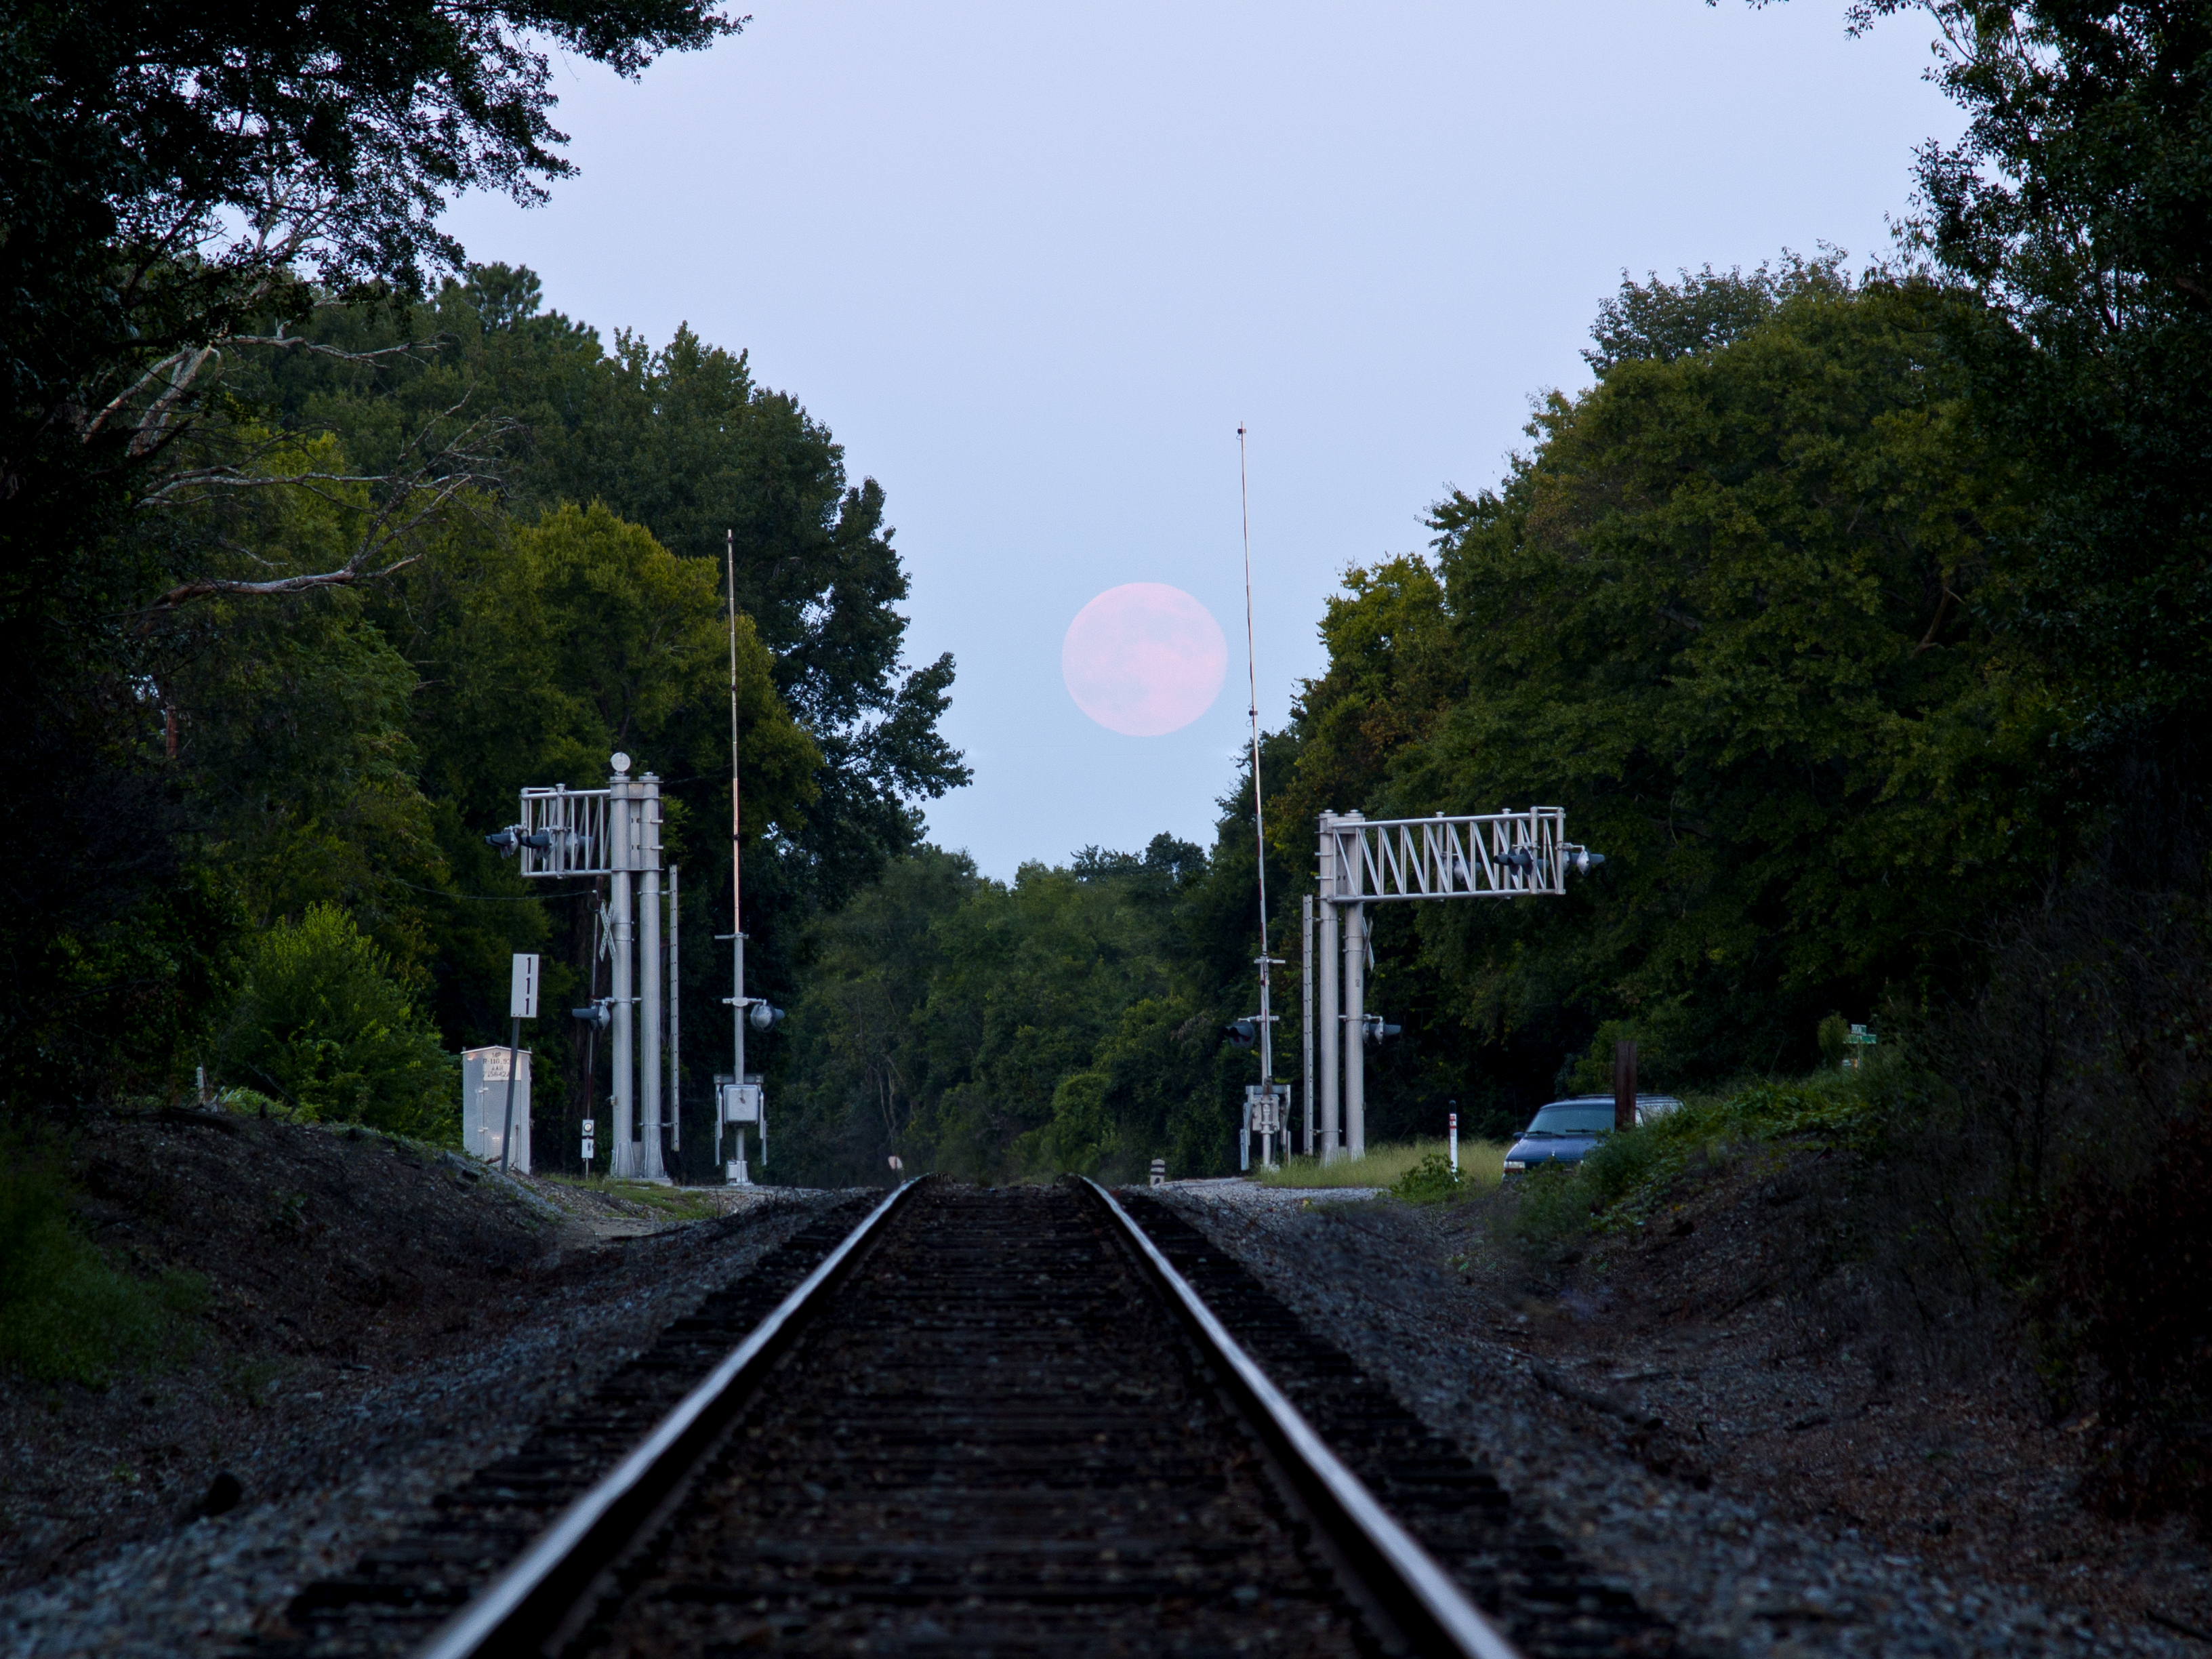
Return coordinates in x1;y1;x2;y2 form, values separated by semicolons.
1525;1102;1616;1134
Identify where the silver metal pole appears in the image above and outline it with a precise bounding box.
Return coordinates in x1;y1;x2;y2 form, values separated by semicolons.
499;1017;521;1174
1346;900;1367;1160
1317;815;1340;1164
734;930;748;1182
1302;895;1315;1158
641;851;663;1181
609;771;636;1177
726;530;750;1187
668;865;679;1154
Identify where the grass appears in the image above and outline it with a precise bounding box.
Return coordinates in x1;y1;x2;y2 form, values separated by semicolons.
1250;1137;1507;1191
0;1129;207;1387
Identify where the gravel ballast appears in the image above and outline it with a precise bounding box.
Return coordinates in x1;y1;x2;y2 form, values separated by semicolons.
0;1111;847;1659
1150;1179;2211;1658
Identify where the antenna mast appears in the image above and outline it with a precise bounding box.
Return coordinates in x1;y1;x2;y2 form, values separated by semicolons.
725;529;751;1184
1239;424;1282;1163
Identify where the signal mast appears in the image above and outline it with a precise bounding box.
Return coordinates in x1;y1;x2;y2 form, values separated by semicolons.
1230;426;1288;1168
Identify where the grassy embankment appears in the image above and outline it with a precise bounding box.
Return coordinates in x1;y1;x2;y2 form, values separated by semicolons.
0;1130;207;1386
1252;1137;1507;1191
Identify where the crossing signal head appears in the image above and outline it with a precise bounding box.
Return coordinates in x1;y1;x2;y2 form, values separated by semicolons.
484;825;521;856
1361;1014;1401;1046
747;1002;786;1033
1222;1018;1258;1049
1566;844;1607;874
571;999;611;1031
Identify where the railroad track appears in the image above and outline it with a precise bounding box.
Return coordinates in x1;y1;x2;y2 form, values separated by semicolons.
256;1179;1669;1659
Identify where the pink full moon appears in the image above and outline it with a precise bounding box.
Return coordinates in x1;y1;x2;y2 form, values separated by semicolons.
1062;583;1228;737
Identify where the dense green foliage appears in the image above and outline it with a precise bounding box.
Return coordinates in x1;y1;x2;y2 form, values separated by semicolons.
0;2;962;1153
1;0;743;1105
776;838;1256;1185
1269;262;2056;1121
217;905;455;1137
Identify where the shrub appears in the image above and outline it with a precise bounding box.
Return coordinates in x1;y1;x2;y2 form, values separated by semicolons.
218;904;456;1139
0;1132;206;1386
1391;1151;1465;1204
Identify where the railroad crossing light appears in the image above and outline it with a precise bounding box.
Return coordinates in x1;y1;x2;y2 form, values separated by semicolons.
484;825;556;856
747;1002;786;1033
1361;1014;1401;1046
571;999;611;1031
1499;848;1536;873
1221;1018;1258;1049
1566;844;1606;874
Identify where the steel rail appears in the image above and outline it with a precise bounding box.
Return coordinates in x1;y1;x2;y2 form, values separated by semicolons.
1085;1179;1525;1659
411;1179;918;1659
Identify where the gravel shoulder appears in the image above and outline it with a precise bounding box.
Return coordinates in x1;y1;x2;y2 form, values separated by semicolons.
0;1109;847;1659
1149;1177;2212;1658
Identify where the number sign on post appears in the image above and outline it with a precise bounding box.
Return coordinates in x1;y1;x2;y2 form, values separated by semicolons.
510;954;540;1020
501;954;540;1174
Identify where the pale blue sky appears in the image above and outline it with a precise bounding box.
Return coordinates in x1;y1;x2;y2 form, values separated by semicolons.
444;1;1959;878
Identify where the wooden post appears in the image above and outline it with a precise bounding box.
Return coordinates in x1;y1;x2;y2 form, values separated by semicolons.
1613;1040;1638;1132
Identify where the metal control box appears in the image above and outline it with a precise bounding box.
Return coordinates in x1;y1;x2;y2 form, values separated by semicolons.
720;1081;762;1124
462;1047;532;1172
1245;1083;1288;1135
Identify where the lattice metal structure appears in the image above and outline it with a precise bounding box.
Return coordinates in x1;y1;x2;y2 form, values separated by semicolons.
1326;808;1573;901
504;762;671;1181
516;786;615;878
1310;808;1597;1162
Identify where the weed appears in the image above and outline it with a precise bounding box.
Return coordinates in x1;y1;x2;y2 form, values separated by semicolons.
219;1353;289;1408
1392;1152;1466;1204
0;1129;208;1387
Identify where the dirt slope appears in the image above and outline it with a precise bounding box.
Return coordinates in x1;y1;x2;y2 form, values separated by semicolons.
0;1107;822;1608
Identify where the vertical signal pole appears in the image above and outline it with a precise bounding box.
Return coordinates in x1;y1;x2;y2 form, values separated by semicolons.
727;531;750;1185
1302;895;1315;1156
1237;425;1278;1165
668;863;679;1153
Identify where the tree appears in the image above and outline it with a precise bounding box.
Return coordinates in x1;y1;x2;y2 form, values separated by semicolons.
1282;268;2047;1092
247;268;970;916
0;0;739;1106
776;837;1240;1185
1812;1;2212;863
218;903;454;1136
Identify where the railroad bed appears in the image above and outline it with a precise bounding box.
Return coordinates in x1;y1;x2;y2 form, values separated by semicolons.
249;1181;1669;1659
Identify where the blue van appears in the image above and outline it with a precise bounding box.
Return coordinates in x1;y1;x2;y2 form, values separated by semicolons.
1500;1094;1683;1177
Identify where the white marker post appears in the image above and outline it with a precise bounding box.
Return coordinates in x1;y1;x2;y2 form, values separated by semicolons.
502;954;539;1174
1448;1109;1458;1176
